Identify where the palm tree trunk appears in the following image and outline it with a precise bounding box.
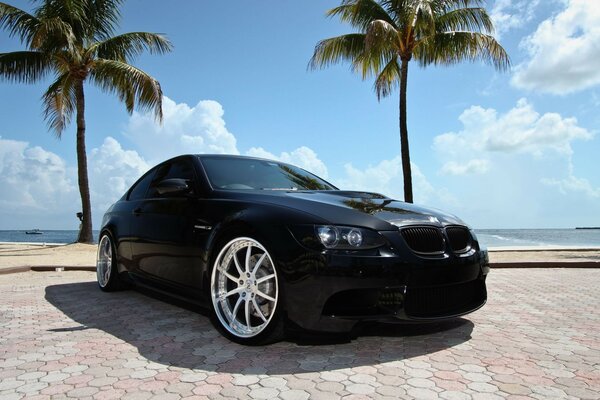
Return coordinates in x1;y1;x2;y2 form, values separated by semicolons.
399;58;413;203
75;79;93;243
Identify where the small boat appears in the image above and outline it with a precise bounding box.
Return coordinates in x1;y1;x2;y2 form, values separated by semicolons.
25;229;43;235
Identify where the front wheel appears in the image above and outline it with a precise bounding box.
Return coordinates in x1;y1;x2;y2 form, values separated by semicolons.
96;233;128;292
210;236;284;345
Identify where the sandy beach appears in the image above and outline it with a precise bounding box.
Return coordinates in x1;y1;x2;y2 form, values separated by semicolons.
0;242;598;273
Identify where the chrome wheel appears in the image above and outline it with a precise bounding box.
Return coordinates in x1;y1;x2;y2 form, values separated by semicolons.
97;235;112;288
211;237;279;338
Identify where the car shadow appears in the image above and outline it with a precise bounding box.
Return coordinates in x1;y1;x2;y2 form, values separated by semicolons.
45;281;474;374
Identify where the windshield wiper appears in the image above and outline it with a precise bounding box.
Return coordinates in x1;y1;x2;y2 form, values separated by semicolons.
262;187;298;191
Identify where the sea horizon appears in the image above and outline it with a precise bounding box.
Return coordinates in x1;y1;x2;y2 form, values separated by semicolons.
1;228;598;248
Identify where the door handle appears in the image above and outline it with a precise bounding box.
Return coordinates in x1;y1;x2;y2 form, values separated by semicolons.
132;207;142;215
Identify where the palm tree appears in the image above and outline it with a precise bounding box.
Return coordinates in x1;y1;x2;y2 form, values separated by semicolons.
0;0;172;243
310;0;509;203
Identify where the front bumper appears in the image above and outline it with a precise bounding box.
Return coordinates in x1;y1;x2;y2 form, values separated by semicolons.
280;231;490;333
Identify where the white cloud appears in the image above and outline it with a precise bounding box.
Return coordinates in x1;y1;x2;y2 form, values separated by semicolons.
542;163;600;198
124;97;238;163
441;159;490;176
246;146;329;178
337;157;457;207
4;95;595;231
89;137;150;214
0;137;77;228
512;0;600;94
491;0;540;38
0;96;240;229
542;175;600;198
434;98;592;165
429;98;599;227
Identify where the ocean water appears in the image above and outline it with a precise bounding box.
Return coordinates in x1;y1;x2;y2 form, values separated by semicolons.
475;229;600;248
1;228;599;248
0;230;100;244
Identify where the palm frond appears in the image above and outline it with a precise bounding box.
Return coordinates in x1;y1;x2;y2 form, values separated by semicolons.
36;0;123;41
90;32;173;62
0;51;51;83
360;20;400;78
365;19;399;51
308;33;366;70
435;7;494;35
415;31;510;70
0;2;39;44
41;72;76;136
91;58;163;121
411;0;437;39
30;16;77;52
85;0;125;39
328;0;397;30
352;48;397;79
442;0;487;10
373;57;400;99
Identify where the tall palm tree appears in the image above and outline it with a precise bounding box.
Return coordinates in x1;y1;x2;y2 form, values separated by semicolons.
0;0;172;243
310;0;509;203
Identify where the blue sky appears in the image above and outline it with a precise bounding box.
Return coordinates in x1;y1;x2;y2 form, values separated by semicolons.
1;0;599;230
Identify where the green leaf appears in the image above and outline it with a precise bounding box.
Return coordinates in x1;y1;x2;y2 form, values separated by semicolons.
0;51;51;83
90;31;173;62
91;58;164;121
0;2;39;44
42;72;76;136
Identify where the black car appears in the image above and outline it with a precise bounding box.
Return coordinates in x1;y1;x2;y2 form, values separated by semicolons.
97;154;489;345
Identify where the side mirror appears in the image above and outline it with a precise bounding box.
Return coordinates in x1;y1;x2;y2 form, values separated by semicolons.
156;178;191;196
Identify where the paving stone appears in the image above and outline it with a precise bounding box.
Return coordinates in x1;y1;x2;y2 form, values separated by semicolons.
406;387;439;399
279;389;310;400
345;383;375;395
66;386;100;397
440;391;471;400
0;380;25;391
14;381;48;394
320;371;347;382
248;387;279;399
188;383;220;396
220;385;250;398
179;373;208;383
165;382;194;395
406;377;436;388
1;269;599;400
498;383;532;395
316;381;344;392
259;377;287;388
468;382;499;393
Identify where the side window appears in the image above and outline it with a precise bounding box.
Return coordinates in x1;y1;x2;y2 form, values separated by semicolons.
147;159;196;198
128;170;155;200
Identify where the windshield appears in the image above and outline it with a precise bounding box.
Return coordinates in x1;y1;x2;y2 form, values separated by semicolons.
201;157;337;191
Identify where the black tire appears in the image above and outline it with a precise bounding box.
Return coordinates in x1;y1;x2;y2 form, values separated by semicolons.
209;234;285;345
96;232;129;292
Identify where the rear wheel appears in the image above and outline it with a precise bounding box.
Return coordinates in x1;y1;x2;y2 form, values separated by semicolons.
210;236;283;345
96;233;128;291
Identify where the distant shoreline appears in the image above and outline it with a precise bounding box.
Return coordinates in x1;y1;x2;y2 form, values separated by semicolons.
1;228;599;248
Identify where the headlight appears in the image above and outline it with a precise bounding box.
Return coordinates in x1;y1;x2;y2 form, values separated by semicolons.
315;225;385;250
317;226;340;247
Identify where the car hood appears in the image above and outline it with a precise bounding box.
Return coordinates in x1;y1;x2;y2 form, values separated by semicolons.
222;190;467;231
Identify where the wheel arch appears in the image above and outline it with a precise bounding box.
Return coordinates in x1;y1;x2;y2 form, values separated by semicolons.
201;202;322;305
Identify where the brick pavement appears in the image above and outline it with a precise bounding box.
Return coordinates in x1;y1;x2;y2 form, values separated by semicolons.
0;269;598;400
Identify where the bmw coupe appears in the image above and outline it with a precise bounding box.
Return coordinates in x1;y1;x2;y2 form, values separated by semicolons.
96;154;489;345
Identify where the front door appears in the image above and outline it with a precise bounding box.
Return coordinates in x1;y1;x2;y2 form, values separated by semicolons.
129;158;209;293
